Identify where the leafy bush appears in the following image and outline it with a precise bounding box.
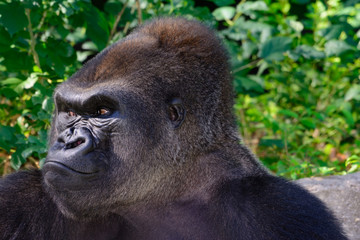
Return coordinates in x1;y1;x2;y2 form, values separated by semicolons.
0;0;359;179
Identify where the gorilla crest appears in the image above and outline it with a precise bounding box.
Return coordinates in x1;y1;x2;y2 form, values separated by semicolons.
0;18;347;240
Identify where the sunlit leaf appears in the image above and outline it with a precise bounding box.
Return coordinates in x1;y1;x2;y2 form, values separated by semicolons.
325;40;355;56
213;7;236;21
290;45;325;60
236;1;268;14
345;85;360;101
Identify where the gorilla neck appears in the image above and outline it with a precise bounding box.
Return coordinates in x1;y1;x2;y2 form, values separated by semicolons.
117;142;263;217
114;143;263;239
120;198;218;239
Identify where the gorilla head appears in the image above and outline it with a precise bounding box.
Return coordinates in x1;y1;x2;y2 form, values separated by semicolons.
42;18;240;219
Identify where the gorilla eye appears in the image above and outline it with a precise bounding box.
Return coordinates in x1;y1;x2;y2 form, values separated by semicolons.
67;110;77;117
96;108;111;116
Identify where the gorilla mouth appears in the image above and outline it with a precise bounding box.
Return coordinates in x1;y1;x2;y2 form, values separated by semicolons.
44;161;99;175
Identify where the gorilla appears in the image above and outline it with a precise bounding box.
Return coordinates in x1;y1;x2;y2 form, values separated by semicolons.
0;18;347;240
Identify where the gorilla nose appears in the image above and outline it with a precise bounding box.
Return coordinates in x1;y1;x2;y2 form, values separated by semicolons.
65;138;85;149
58;127;94;155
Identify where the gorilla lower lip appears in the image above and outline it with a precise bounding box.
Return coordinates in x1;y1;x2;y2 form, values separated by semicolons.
44;161;99;175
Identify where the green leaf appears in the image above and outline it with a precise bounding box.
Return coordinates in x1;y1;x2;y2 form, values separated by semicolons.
345;85;360;101
345;155;360;173
248;75;264;88
318;24;350;40
259;37;293;61
300;118;316;129
237;1;269;15
257;61;268;75
213;7;236;21
299;45;325;59
85;7;110;50
0;125;16;152
104;1;127;15
0;25;11;52
32;95;43;105
211;0;236;7
342;109;354;127
28;136;42;145
14;74;38;93
10;151;25;170
0;2;28;36
57;42;74;58
42;97;54;112
278;109;299;118
345;155;360;166
222;27;247;41
289;20;304;33
21;146;37;159
239;20;273;32
37;111;51;121
234;75;264;94
291;45;325;59
324;40;354;56
38;130;48;144
2;49;33;71
292;0;310;3
0;75;38;94
259;138;284;148
22;145;47;158
0;87;18;99
1;78;23;86
242;41;257;58
318;167;335;175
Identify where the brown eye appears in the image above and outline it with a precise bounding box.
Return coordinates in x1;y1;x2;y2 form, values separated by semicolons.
68;110;77;117
97;108;110;116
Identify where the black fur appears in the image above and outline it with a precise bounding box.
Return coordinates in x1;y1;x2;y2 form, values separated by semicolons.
0;18;347;240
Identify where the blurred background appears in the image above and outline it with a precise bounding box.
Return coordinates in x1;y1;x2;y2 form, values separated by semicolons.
0;0;359;179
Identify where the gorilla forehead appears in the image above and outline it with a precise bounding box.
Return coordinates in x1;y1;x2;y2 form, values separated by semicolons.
66;18;230;95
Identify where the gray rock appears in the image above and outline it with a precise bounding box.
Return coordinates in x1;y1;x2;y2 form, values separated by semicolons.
296;172;360;240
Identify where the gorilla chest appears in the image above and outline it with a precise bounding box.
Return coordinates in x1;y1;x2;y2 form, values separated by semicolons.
117;203;221;240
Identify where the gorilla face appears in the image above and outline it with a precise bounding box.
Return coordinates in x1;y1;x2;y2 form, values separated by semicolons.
43;86;122;190
42;79;186;218
42;18;231;219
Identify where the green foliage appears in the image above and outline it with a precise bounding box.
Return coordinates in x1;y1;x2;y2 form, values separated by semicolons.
230;0;360;179
0;0;359;179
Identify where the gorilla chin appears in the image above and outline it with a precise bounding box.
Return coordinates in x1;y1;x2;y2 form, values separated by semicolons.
43;155;110;220
43;161;104;191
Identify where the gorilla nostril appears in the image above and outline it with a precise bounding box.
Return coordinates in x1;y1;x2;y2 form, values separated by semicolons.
65;138;85;149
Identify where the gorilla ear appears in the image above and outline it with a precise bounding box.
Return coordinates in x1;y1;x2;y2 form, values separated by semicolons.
168;98;186;129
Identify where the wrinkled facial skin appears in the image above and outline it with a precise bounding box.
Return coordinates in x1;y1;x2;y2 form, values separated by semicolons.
44;88;119;188
42;82;185;219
